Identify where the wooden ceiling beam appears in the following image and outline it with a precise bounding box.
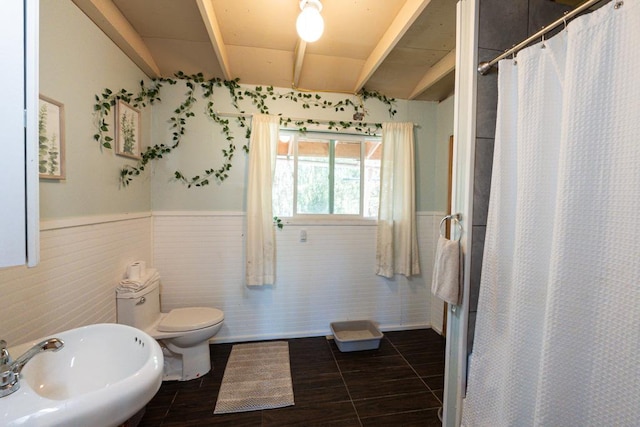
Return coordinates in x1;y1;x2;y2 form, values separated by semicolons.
293;39;307;88
71;0;160;78
352;0;432;93
408;48;456;100
196;0;232;80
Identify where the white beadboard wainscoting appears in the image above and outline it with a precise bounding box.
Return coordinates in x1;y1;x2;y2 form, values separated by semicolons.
0;211;446;347
153;211;446;343
0;214;152;345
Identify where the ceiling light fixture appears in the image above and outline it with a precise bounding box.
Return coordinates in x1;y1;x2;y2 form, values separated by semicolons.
296;0;324;43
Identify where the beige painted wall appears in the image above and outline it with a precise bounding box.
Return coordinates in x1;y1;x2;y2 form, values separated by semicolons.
38;0;151;220
149;82;452;212
37;1;453;220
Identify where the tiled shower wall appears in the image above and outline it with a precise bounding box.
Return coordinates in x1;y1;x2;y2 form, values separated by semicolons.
468;0;575;353
153;212;445;343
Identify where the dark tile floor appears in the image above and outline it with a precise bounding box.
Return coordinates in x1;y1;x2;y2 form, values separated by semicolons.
139;328;445;426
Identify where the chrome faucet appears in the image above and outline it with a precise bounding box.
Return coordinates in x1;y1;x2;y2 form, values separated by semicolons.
0;338;64;398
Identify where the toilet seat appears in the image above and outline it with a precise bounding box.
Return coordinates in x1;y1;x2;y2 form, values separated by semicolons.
158;307;224;332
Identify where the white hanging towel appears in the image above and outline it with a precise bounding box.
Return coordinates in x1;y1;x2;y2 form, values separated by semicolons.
431;236;461;305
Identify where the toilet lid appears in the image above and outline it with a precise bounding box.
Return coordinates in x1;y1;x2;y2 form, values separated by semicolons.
158;307;224;332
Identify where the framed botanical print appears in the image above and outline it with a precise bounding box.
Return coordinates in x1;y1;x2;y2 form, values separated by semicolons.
38;95;65;180
115;100;141;159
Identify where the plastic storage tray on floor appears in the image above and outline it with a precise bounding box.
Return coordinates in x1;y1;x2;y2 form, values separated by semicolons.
330;320;383;352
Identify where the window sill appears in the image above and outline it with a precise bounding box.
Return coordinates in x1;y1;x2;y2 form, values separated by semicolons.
278;216;377;227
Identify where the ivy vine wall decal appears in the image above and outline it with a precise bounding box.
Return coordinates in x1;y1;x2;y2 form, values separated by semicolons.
93;72;397;188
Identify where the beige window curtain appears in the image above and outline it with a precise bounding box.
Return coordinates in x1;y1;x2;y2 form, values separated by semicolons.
246;114;280;286
375;122;420;278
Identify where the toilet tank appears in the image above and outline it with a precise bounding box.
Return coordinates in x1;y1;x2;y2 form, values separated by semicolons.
116;278;161;331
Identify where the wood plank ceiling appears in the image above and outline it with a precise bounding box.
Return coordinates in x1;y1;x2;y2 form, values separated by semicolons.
71;0;456;101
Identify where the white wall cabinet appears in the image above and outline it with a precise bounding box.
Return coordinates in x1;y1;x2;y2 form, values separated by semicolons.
0;0;39;268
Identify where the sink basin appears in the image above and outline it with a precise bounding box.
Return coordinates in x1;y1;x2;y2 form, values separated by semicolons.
0;323;163;427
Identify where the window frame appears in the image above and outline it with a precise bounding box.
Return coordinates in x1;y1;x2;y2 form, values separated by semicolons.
275;130;381;222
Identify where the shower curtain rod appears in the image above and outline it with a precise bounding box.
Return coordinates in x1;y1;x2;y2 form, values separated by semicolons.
477;0;609;75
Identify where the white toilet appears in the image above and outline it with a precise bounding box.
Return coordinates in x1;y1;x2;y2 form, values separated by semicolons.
116;274;224;381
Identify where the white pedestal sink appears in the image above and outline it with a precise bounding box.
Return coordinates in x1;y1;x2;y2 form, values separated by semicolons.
0;323;163;427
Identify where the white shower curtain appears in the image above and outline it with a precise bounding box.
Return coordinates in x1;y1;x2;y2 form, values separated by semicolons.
463;2;640;426
245;114;279;286
375;122;420;278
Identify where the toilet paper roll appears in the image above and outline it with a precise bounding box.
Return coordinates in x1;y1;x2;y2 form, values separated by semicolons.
137;260;147;278
127;261;146;281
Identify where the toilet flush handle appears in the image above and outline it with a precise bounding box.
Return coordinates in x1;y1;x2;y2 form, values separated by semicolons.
136;297;146;305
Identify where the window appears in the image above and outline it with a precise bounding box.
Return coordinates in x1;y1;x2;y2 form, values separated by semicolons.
273;131;381;218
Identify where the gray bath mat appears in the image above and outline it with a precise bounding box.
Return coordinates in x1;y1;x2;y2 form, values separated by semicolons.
214;341;294;414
